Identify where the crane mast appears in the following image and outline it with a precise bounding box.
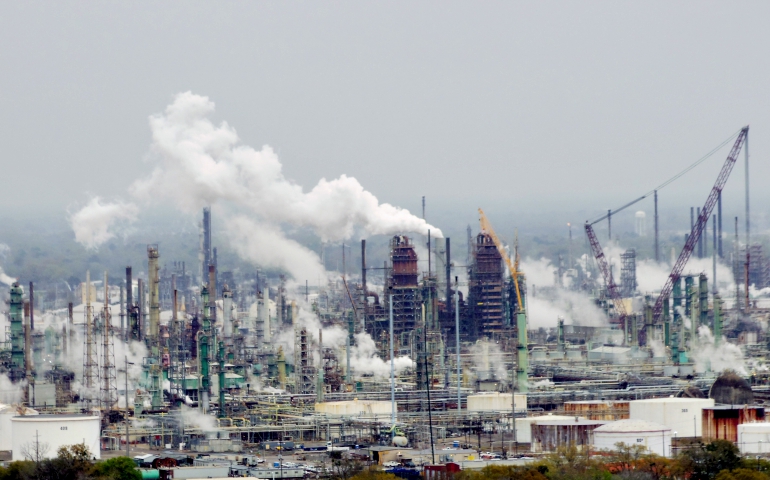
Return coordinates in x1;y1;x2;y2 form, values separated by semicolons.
652;126;749;322
584;223;628;328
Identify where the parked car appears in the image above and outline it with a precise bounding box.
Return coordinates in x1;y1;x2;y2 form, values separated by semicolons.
383;461;399;467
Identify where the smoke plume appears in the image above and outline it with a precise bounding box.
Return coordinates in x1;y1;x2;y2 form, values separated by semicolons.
69;197;138;250
71;92;440;279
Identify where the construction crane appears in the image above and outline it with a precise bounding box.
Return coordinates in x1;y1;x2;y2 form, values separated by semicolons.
652;126;749;325
478;208;523;310
584;223;628;329
478;208;528;392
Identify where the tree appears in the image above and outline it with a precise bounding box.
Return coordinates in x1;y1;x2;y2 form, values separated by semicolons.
680;440;743;480
19;435;49;463
91;456;141;480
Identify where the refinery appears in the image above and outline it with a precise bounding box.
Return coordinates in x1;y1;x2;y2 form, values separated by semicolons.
0;114;768;479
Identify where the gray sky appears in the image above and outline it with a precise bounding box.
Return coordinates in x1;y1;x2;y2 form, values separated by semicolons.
1;1;768;231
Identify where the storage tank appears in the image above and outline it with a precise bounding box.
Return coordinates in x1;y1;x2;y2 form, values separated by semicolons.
315;399;391;416
564;401;629;420
467;393;526;413
512;414;586;444
11;414;100;460
737;423;770;454
702;406;765;443
0;404;38;451
629;397;714;438
592;419;671;457
530;419;606;453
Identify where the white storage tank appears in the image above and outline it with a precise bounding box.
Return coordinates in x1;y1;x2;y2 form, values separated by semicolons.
315;399;391;417
467;393;526;413
737;423;770;454
629;397;714;438
0;404;38;451
11;414;100;460
593;419;671;457
512;414;586;444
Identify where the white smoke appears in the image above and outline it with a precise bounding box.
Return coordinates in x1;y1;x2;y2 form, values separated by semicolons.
690;325;746;375
602;242;735;296
71;92;440;279
0;374;26;404
0;244;16;286
273;300;413;379
521;257;609;329
69;197;138;250
469;340;508;381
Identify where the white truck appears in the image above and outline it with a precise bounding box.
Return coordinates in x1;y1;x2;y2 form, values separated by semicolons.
326;441;350;452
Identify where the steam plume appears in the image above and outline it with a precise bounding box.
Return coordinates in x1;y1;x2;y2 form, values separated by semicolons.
69;197;138;250
71;92;440;279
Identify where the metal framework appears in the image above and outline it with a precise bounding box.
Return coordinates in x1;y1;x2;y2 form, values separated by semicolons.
652;126;748;323
585;224;627;326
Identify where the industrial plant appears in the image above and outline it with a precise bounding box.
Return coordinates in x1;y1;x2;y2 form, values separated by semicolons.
0;123;768;478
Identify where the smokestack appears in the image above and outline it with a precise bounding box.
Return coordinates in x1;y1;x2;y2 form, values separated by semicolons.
28;282;34;331
209;264;217;323
697;207;703;258
361;239;367;324
202;207;211;283
68;302;73;354
126;267;133;308
23;301;30;405
445;238;451;318
718;191;723;258
213;247;218;296
137;278;144;340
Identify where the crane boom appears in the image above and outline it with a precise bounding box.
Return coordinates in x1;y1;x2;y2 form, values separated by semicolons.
652;126;749;322
478;209;523;310
585;223;627;325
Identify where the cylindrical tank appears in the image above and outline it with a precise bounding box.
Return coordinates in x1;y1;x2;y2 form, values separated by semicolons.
593;419;671;457
0;405;39;451
392;436;408;447
738;423;770;454
629;397;714;438
11;414;100;460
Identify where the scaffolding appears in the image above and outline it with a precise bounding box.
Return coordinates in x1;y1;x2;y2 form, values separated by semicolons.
388;236;419;348
101;271;117;412
83;271;99;405
620;249;637;297
468;233;504;339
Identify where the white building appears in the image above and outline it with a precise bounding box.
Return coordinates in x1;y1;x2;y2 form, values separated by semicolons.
629;397;714;438
593;419;672;457
11;414;100;460
467;393;526;413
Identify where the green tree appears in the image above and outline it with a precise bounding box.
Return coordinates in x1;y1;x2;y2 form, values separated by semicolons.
91;457;141;480
680;440;743;480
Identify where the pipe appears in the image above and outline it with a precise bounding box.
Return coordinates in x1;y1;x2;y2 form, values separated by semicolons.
389;290;395;431
455;276;460;413
445;238;451;319
28;282;34;331
697;207;703;258
208;265;217;323
137;278;144;341
718;191;723;258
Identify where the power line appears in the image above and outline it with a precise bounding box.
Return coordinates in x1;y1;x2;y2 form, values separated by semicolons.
588;128;743;225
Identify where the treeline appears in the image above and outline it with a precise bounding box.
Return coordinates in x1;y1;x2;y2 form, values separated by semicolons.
346;440;770;480
0;444;139;480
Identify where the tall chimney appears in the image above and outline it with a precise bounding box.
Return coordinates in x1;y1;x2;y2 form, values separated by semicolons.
28;282;34;331
445;238;451;317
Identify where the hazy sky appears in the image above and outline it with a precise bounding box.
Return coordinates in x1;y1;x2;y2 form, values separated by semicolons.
1;2;768;231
